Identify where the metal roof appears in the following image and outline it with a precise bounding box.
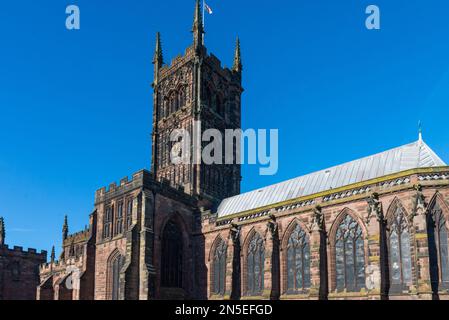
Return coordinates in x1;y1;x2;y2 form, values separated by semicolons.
217;139;446;218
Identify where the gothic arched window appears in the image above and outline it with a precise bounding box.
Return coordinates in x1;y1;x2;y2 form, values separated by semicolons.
110;253;124;300
335;214;365;292
163;98;169;118
428;202;449;290
287;224;311;293
169;91;178;114
161;221;183;288
246;232;265;296
388;207;412;289
212;238;227;295
178;87;186;109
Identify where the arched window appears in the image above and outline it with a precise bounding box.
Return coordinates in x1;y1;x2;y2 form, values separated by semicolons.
286;224;311;293
335;214;365;292
428;202;449;290
163;98;169;118
161;221;183;288
168;91;178;114
178;87;186;108
212;238;227;295
246;232;265;296
110;253;124;300
388;207;412;289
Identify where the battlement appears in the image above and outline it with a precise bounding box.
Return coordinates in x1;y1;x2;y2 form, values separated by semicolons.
64;227;91;245
0;244;47;259
40;254;84;274
158;45;236;83
95;170;155;204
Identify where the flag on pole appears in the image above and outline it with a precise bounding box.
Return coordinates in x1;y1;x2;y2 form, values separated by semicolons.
204;2;213;14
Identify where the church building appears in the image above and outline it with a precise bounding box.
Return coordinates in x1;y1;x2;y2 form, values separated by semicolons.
37;0;449;300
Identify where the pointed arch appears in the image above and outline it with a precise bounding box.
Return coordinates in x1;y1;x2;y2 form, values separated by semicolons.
242;228;265;296
281;218;311;294
209;234;227;296
330;208;367;293
106;249;125;300
385;198;413;292
161;219;183;289
427;192;449;292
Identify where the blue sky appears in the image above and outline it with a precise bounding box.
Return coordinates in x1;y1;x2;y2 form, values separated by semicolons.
0;0;448;257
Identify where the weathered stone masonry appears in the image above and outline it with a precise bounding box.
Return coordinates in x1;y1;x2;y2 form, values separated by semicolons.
36;0;449;301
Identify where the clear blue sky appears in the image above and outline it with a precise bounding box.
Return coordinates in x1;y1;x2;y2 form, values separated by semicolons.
0;0;448;257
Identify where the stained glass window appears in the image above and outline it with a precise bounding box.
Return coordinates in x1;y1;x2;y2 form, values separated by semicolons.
389;207;412;288
428;203;449;289
335;214;365;292
287;224;311;293
247;232;265;296
213;239;227;295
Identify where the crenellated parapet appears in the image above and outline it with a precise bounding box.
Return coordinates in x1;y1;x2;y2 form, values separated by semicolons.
95;169;197;207
63;228;91;246
95;170;155;205
0;244;47;260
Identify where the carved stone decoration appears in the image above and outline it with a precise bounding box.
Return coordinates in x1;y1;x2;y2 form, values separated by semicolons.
366;193;384;224
309;205;325;232
230;223;241;248
410;184;427;221
266;214;279;239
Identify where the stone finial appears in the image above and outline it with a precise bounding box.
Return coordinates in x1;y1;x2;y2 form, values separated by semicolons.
153;32;163;66
62;215;69;240
309;205;325;232
366;193;384;224
230;223;241;247
192;0;204;51
50;246;55;263
0;217;5;245
410;184;427;221
267;214;278;239
232;37;242;73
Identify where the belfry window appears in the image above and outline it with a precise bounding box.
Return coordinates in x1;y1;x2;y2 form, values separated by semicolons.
388;207;412;289
178;87;186;108
212;238;227;295
335;214;365;292
428;202;449;290
287;224;311;293
169;91;178;114
246;232;265;296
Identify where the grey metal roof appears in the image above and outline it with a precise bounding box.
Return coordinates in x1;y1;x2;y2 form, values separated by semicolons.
217;139;446;218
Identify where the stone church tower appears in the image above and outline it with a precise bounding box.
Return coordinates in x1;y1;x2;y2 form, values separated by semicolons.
150;0;243;204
